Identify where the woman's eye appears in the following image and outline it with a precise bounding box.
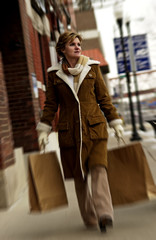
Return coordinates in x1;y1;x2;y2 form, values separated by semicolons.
69;42;81;47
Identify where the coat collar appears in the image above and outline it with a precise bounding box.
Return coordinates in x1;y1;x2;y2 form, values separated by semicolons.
47;58;100;100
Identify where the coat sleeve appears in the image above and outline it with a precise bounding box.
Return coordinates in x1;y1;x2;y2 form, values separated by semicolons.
94;65;120;123
40;72;59;126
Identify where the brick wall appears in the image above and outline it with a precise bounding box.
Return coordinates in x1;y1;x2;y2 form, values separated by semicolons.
0;1;40;152
28;19;52;110
0;52;14;169
40;35;52;108
18;0;41;151
42;35;51;83
28;20;46;110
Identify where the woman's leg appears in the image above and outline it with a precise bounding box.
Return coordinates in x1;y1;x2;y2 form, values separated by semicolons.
90;166;114;222
74;176;97;227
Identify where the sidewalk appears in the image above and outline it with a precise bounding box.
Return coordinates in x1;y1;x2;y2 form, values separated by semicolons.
0;123;156;240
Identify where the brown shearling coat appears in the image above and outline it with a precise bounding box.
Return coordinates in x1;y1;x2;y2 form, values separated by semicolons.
41;59;120;179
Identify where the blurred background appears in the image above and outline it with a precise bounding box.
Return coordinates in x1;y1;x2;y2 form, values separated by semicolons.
0;0;156;208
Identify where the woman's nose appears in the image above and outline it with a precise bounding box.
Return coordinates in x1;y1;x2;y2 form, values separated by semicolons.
75;44;80;49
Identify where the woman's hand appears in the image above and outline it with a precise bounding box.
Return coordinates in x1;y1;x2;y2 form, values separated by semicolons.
38;131;49;150
112;124;124;140
36;122;51;150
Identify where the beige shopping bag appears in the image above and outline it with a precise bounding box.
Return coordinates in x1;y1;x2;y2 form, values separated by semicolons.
28;151;68;213
107;142;156;206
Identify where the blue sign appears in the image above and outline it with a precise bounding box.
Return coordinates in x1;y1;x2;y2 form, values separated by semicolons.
132;35;151;72
114;34;151;74
114;37;131;74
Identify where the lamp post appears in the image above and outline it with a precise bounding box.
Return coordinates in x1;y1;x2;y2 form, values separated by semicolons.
114;2;141;141
126;20;146;131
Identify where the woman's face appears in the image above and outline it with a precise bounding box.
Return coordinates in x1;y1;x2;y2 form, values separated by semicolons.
62;37;81;61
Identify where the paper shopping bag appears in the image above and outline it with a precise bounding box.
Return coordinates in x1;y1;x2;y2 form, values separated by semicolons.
28;151;68;213
107;142;156;206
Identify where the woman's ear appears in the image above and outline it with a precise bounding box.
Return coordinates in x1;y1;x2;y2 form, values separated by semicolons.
61;48;65;54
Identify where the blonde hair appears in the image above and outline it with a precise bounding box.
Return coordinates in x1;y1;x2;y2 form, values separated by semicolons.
56;31;82;58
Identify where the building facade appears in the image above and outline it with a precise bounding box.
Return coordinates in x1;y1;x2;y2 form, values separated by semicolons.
0;0;76;208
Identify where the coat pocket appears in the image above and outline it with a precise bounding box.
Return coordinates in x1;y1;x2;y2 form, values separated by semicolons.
57;122;74;148
88;116;108;140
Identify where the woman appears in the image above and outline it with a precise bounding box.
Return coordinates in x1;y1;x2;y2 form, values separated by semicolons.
36;31;124;233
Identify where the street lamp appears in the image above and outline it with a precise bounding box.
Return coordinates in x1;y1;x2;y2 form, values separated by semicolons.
125;19;146;131
114;1;141;141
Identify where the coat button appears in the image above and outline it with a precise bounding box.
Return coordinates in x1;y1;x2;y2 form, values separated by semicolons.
89;73;92;77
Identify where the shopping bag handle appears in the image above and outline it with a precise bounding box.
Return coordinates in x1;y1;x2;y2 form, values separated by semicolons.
117;136;126;146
